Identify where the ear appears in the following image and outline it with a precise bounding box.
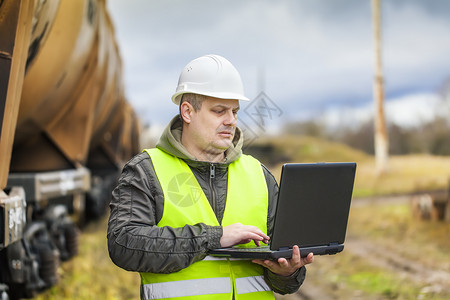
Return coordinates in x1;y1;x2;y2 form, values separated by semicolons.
180;102;193;124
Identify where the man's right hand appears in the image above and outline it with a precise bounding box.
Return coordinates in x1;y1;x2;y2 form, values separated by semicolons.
220;223;270;248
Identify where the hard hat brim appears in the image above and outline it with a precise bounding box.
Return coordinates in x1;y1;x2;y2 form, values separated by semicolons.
172;91;250;105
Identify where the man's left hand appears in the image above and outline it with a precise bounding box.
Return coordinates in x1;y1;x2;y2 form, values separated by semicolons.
252;245;314;276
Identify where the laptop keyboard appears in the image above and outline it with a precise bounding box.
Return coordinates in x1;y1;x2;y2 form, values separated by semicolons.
232;246;271;252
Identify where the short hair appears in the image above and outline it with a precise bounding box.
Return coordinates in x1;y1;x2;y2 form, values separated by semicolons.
179;93;206;111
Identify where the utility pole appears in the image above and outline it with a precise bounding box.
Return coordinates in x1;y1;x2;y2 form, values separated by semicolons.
372;0;389;174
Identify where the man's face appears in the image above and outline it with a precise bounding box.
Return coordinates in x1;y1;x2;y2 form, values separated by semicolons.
189;97;240;155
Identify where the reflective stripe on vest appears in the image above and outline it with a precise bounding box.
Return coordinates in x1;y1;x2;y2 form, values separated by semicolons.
141;277;231;299
141;275;271;299
140;148;274;300
236;275;272;294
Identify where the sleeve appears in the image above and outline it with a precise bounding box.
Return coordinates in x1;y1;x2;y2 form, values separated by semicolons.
261;164;307;294
107;152;223;274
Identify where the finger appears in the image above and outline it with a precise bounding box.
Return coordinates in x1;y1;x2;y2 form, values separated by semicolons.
246;226;270;240
261;235;270;244
263;259;275;268
301;253;314;265
255;238;269;245
291;245;300;261
252;259;264;266
306;253;314;263
243;232;265;242
251;259;272;269
240;239;252;244
277;258;289;268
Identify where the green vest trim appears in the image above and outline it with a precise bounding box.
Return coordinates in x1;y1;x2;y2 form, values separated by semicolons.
140;148;274;300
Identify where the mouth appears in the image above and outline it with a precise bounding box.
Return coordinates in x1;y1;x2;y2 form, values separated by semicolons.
218;131;234;138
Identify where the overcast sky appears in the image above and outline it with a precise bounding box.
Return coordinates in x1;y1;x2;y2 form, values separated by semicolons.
106;0;450;134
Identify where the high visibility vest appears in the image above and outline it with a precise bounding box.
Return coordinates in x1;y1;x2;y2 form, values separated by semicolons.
140;148;275;300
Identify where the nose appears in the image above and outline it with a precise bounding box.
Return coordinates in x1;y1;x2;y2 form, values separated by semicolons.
224;110;237;126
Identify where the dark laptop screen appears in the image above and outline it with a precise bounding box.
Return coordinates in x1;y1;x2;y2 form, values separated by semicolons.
271;162;356;250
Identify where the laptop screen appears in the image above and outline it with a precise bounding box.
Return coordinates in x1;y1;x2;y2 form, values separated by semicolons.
270;162;356;250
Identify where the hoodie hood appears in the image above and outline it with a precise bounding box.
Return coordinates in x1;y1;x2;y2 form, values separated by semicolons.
156;115;244;164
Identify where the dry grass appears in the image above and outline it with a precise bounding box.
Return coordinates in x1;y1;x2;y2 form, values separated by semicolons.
251;135;370;164
356;154;450;197
34;135;450;299
348;202;450;268
251;135;450;197
35;218;140;300
303;202;450;299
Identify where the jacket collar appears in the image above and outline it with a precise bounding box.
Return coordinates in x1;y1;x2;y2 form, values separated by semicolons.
155;115;244;168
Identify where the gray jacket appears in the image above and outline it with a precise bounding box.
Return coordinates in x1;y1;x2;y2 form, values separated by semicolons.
107;115;306;294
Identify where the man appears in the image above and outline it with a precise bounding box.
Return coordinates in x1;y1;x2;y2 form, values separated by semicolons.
107;54;314;300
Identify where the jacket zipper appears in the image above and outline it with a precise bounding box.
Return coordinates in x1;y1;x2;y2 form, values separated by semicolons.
210;164;216;214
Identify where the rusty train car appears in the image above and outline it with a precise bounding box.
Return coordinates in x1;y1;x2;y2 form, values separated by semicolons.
0;0;141;298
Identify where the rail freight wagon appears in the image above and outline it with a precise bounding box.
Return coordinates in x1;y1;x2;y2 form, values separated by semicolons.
0;0;141;298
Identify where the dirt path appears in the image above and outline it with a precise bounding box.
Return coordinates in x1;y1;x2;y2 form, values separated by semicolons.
276;195;450;299
275;283;335;300
275;243;450;300
347;194;450;294
345;236;450;295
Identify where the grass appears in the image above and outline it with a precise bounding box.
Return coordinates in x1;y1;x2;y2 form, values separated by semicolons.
317;253;424;299
305;202;450;299
35;218;140;300
349;203;450;268
248;135;450;197
34;135;450;299
355;154;450;197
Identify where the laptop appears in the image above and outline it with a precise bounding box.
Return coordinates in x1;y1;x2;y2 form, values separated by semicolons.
209;162;356;260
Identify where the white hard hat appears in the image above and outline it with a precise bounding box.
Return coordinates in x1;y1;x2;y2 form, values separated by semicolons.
171;54;250;105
